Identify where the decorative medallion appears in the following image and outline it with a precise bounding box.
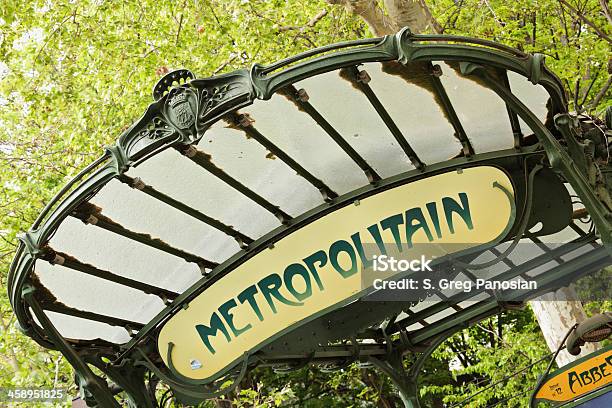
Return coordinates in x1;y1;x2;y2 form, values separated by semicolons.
169;92;196;129
162;87;199;138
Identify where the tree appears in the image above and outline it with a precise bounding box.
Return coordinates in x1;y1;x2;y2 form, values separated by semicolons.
0;1;609;407
327;0;441;35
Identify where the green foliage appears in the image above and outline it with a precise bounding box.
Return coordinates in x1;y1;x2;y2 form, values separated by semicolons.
429;0;611;114
424;310;551;407
0;0;610;407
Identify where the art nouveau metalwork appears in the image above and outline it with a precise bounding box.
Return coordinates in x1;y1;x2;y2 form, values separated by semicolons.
8;28;612;407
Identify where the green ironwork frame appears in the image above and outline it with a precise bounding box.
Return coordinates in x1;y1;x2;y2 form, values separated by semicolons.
7;28;612;407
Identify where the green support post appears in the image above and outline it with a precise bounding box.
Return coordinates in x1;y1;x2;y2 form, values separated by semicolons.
22;285;122;408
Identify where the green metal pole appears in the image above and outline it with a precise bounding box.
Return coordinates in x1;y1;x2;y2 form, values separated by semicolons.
397;380;420;408
22;286;122;408
368;353;420;408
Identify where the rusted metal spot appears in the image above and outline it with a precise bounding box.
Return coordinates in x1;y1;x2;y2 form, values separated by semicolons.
237;113;255;127
445;60;502;90
572;207;589;219
182;144;198;158
380;61;451;123
41;246;77;266
295;88;309;102
130;177;146;190
276;85;307;112
85;214;99;225
28;273;63;307
338;67;371;89
338;67;361;91
223;112;253;139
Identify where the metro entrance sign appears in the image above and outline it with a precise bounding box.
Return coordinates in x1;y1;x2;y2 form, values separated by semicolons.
159;166;514;380
8;28;612;407
533;345;612;406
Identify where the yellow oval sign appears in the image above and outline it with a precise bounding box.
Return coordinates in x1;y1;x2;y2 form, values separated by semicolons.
535;346;612;403
158;166;515;381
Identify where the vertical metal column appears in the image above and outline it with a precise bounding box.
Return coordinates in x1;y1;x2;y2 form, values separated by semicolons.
22;285;122;408
368;332;453;408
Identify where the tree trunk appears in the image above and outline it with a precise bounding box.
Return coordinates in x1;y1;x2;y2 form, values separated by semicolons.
327;0;440;37
530;287;598;366
328;0;595;368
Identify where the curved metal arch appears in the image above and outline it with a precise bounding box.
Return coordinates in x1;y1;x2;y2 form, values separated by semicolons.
9;29;570;344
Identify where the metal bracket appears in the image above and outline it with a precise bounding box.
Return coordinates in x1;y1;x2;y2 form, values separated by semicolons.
459;61;612;246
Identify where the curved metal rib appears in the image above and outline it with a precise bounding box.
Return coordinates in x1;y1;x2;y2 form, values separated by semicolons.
428;63;474;157
40;302;145;330
177;145;293;224
118;174;253;248
278;84;382;183
71;202;218;270
341;66;425;170
224;111;339;201
40;247;179;301
497;68;524;148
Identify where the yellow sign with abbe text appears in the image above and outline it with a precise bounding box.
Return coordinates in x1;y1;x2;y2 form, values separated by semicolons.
535;346;612;403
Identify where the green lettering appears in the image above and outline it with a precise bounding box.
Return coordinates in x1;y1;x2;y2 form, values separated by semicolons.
426;202;442;238
405;207;434;247
258;273;302;314
219;298;251;338
329;240;358;278
195;312;230;355
601;362;609;378
381;213;404;252
303;250;327;291
283;263;313;301
590;366;602;384
367;224;387;255
568;371;581;394
238;285;264;322
350;232;371;269
580;370;592;386
442;193;473;234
